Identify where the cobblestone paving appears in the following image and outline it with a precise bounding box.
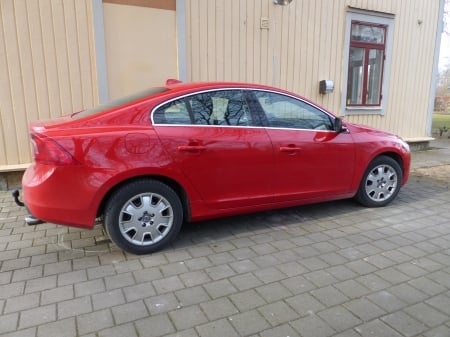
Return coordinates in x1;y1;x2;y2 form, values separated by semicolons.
0;172;449;336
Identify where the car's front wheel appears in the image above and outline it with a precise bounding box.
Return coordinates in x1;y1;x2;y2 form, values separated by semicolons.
104;179;183;254
355;156;403;207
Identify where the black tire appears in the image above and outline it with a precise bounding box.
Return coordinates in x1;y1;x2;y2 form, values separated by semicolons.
104;179;183;254
355;155;403;207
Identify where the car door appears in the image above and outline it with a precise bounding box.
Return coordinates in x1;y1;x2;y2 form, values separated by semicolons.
248;90;356;202
152;89;274;209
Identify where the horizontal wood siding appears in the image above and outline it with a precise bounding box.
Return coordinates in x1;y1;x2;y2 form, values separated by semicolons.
0;0;98;168
186;0;440;139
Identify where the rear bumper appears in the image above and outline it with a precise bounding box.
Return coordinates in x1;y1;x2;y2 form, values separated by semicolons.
22;164;98;228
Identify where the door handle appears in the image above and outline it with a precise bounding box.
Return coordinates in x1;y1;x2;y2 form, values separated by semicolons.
279;146;301;153
178;145;206;152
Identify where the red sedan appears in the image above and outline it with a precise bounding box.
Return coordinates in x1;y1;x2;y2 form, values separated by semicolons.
16;81;411;254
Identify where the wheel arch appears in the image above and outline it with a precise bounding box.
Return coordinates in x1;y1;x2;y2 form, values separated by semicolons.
97;175;191;224
355;152;404;207
352;150;406;194
375;151;404;174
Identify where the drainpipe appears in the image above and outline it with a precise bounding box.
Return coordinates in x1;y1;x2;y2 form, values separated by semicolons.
427;0;446;137
176;0;188;82
92;0;109;104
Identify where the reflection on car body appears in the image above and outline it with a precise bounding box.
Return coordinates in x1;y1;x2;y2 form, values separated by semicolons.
15;80;411;254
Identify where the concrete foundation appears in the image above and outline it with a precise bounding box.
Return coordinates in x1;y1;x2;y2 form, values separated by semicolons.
0;171;24;191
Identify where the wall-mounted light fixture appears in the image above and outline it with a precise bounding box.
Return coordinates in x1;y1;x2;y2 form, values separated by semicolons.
273;0;292;5
319;80;334;94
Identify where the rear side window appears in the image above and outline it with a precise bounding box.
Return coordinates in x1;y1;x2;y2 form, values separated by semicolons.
153;99;191;124
72;87;169;120
153;90;254;126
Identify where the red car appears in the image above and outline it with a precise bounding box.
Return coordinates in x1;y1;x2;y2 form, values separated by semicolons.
15;81;411;254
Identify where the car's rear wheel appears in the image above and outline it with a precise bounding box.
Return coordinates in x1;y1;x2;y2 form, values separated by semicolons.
104;179;183;254
355;156;402;207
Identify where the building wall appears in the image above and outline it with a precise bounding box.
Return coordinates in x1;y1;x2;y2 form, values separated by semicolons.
185;0;441;139
0;0;442;171
0;0;98;169
102;1;178;100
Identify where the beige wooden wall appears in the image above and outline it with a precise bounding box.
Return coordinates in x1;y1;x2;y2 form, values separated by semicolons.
185;0;441;139
0;0;98;169
0;0;441;171
102;2;178;100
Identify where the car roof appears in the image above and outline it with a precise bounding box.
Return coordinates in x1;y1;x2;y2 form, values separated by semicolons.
163;81;291;94
160;81;322;111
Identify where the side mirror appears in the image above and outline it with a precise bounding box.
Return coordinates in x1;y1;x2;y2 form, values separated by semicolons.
334;117;346;133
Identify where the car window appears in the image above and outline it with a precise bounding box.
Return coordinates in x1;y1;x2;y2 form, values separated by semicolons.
253;91;334;130
72;87;169;120
153;99;191;124
153;90;253;126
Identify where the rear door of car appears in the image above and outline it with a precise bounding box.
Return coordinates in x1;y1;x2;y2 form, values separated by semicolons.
152;89;274;209
248;90;356;202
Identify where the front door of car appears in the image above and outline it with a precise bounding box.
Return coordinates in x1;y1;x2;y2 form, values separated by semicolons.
248;90;356;202
152;89;274;209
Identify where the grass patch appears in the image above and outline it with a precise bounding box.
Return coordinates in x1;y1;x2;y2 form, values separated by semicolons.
432;114;450;130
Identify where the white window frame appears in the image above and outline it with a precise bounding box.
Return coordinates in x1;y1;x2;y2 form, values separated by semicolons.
341;8;395;116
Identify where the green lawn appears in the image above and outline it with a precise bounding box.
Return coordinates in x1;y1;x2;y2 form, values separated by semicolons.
432;114;450;130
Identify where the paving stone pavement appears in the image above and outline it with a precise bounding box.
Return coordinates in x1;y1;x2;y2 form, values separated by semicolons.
0;146;449;336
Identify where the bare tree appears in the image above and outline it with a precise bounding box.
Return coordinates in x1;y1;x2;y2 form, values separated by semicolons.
445;0;450;36
438;0;450;94
437;63;450;96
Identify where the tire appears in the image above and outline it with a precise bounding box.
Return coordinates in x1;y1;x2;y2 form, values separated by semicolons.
355;156;403;207
104;179;183;254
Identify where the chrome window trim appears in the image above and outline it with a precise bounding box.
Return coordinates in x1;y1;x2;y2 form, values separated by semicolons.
150;87;338;131
150;123;337;133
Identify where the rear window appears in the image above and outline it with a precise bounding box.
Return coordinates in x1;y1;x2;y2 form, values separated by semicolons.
72;87;170;120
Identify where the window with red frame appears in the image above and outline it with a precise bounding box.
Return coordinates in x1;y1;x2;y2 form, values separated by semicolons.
346;21;387;106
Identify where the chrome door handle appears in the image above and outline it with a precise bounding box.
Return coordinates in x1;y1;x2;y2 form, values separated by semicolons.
279;146;301;152
177;145;206;152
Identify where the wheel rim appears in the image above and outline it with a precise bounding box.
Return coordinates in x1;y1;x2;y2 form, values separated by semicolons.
364;164;398;203
118;193;174;246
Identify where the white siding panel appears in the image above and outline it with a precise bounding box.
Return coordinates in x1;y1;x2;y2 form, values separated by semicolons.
1;0;27;164
102;3;178;99
0;0;98;167
27;0;51;121
185;0;440;139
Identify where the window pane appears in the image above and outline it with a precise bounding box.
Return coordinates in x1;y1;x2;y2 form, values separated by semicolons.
351;23;385;44
347;47;365;105
366;49;384;105
188;90;252;126
153;99;191;124
75;87;169;120
188;93;214;125
254;91;333;130
212;90;251;126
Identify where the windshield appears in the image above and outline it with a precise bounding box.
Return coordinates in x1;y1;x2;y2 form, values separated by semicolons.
72;87;170;119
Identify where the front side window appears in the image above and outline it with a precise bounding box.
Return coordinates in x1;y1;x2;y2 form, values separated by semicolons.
153;90;253;126
253;91;333;131
347;21;387;107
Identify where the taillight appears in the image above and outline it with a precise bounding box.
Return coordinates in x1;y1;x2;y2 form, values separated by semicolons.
31;133;79;166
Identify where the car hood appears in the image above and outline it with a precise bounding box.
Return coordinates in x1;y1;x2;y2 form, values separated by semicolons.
344;122;411;155
345;122;397;138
